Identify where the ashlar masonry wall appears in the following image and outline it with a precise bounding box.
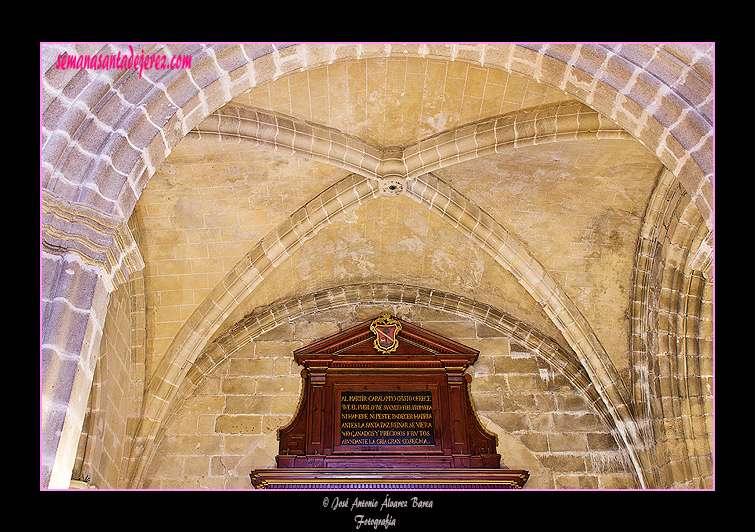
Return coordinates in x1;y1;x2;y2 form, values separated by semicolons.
144;305;636;489
470;335;634;489
72;265;146;489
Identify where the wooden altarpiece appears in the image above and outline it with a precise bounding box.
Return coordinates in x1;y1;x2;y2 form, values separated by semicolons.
250;314;529;489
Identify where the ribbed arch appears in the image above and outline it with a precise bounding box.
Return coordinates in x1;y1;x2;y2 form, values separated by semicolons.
189;100;633;187
133;283;632;488
651;199;712;487
404;174;649;485
40;43;715;489
124;173;379;486
629;166;713;488
124;171;649;488
41;43;713;227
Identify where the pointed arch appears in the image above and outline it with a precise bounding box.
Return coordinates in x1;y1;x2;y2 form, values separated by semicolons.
629;167;713;488
123;173;380;485
42;43;712;228
41;42;714;489
404;173;650;485
131;282;632;488
190;99;634;193
125;171;649;488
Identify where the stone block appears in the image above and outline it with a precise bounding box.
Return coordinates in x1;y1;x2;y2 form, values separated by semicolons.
274;357;294;376
500;393;538;412
507;374;538;391
475;323;507;338
214;415;261;434
528;412;554;432
495;355;539;374
518;432;548;453
271;394;302;416
587;432;619;452
553;412;604;432
254;341;298;358
420;320;476;339
254;324;294;341
221;377;256;395
540;453;586;472
229;357;274;377
293;321;340;340
469;375;504;393
556;474;598;489
223;434;262;454
225;395;272;415
262;415;291;433
254;376;301;395
548;432;588;452
486;412;528;433
183;395;224;414
183;455;209;477
555;393;589;412
598;474;636;489
174;435;223;456
152;454;183;479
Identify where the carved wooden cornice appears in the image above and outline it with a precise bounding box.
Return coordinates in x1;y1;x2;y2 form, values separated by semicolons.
41;189;144;291
250;468;530;489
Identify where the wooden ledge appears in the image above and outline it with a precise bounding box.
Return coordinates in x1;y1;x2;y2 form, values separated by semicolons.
250;468;529;489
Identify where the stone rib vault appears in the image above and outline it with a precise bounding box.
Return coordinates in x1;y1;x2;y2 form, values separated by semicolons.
41;43;713;490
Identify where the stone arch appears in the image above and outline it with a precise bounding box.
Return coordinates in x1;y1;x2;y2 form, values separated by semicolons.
189;99;633;194
41;42;714;488
42;43;263;216
124;170;648;487
122;173;379;485
132;282;629;488
629;167;713;488
404;174;649;485
42;43;712;227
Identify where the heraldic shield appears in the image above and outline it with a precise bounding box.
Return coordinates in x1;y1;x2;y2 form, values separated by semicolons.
370;313;402;354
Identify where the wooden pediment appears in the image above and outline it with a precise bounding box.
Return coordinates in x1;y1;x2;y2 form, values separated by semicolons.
251;314;529;489
293;313;480;369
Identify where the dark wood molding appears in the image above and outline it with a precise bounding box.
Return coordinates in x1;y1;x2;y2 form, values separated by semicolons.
251;314;529;489
250;468;530;489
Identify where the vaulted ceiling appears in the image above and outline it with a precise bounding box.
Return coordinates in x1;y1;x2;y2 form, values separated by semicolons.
134;57;663;390
41;43;714;489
